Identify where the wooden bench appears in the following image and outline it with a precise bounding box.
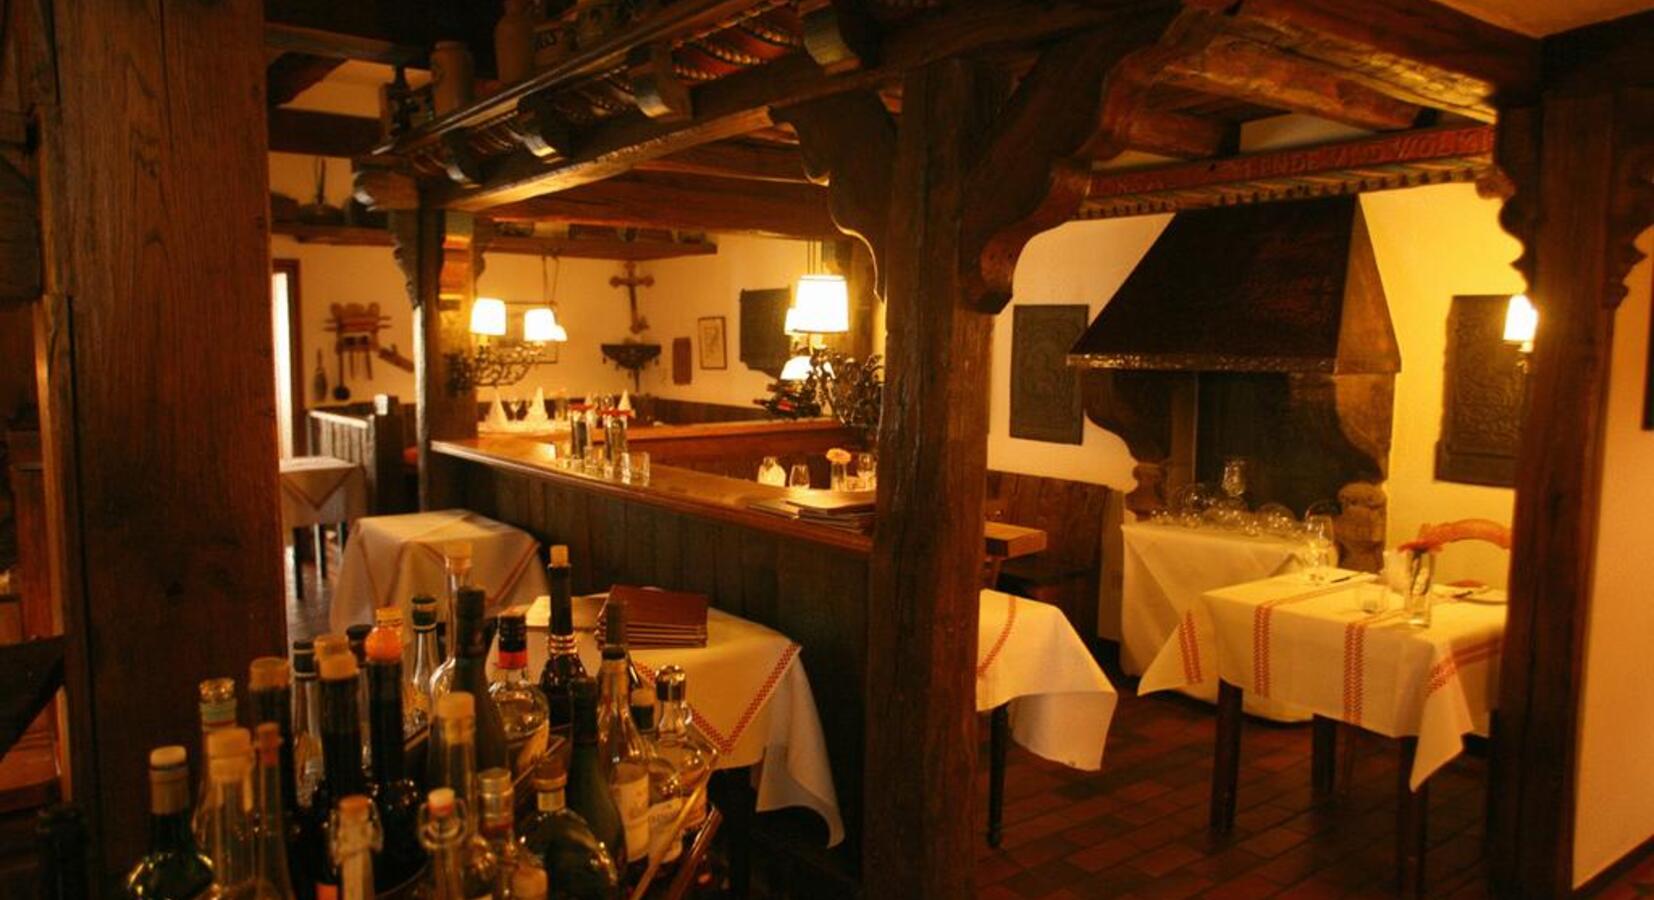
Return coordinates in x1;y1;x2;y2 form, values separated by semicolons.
985;470;1112;641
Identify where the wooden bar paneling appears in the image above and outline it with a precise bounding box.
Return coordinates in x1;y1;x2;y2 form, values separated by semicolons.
442;449;871;870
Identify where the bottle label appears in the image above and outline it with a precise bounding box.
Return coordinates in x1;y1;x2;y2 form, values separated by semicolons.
648;796;685;864
497;649;528;670
611;773;650;862
374;606;403;630
316;884;339;900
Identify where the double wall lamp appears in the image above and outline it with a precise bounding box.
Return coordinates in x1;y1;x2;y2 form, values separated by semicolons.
446;297;567;393
1503;292;1538;373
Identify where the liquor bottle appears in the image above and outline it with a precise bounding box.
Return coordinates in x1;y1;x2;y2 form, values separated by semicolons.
346;623;374;772
329;795;381;900
192;677;239;843
478;767;546;897
595;597;652;871
249;657;310;900
433;587;510;772
653;666;713;832
440;541;475;658
417;787;491;900
198;728;260;898
36;804;90;900
518;754;620;900
426;691;498;897
364;617;427;893
310;650;368;900
123;746;212;899
508;866;548;900
537;546;586;743
408;595;442;732
567;677;626;872
292;640;324;807
491;610;549;774
313;632;350;663
251;724;298;900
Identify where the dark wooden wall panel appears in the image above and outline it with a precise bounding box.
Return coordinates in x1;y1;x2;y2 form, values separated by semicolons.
450;455;870;864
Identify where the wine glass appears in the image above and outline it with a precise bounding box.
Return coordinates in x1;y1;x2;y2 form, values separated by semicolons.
788;463;812;488
1301;514;1337;581
1220;458;1248;504
757;456;784;486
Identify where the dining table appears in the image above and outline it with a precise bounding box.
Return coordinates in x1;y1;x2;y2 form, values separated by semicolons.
1139;570;1505;894
279;455;367;598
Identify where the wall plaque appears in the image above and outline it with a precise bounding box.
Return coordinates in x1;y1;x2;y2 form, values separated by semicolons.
1010;304;1088;445
738;288;791;377
672;337;692;385
1435;294;1524;487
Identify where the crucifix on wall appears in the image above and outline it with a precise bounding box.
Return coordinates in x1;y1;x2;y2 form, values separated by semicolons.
610;261;653;334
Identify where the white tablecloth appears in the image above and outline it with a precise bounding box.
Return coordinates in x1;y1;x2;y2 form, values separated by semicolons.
331;510;548;633
1139;572;1505;789
279;456;366;530
976;590;1117;770
520;600;844;846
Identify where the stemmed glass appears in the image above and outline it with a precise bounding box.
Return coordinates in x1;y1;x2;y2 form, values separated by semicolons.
1220;458;1248;505
1300;514;1337;582
788;463;812;488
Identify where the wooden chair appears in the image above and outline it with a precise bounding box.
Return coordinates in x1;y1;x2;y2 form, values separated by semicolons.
1415;518;1512;550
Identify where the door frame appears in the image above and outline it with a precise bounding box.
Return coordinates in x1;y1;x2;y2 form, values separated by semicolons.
273;258;305;456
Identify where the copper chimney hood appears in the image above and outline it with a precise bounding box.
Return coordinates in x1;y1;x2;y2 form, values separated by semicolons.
1067;196;1399;374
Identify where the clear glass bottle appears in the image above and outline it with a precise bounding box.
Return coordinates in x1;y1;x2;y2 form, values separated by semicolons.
432;587;511;772
345;623;375;773
192;677;239;845
408;595;442;732
329;795;381;900
416;788;486;900
518;754;620;900
251;724;298;900
291;640;324;809
478;767;547;898
426;692;498;896
537;546;586;744
199;728;259;899
247;658;307;899
365;619;428;893
565;679;625;876
595;598;651;872
508;866;548;900
123;745;213;899
653;665;713;840
491;610;549;773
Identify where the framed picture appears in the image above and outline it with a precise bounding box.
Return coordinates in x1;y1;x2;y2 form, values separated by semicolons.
697;316;727;370
1435;294;1523;486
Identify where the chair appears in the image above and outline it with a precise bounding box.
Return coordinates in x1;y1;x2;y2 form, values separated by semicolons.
1415;518;1512;550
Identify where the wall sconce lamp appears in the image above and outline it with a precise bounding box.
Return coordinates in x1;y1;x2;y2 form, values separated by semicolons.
447;297;567;393
1503;292;1537;372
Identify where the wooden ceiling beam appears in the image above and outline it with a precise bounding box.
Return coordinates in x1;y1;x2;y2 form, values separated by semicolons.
421;0;1182;212
1124;108;1237;159
487;172;838;239
632;141;810;184
268;108;382;157
1160;34;1423;131
266;52;345;106
1226;0;1538;120
263;21;424;67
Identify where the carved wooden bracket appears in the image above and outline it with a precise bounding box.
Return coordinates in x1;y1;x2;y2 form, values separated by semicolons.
1604;86;1654;307
514;91;575;160
802;0;879;74
772;91;896;300
352;164;420;212
629;42;692;121
439;131;487;186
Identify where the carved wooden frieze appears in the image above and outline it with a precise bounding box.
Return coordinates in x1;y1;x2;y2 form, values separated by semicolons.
1010;304;1087;445
1435;294;1524;487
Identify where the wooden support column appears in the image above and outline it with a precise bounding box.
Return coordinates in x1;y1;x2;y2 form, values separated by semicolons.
865;58;1003;898
31;0;282;879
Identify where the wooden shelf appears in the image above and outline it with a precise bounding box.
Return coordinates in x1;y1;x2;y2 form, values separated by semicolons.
271;221;719;260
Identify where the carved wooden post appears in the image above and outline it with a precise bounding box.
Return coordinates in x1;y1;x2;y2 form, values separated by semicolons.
865;57;1003;898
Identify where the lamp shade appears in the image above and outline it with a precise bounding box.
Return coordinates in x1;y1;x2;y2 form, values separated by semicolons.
523;307;565;342
1503;293;1537;346
470;297;508;337
779;354;813;382
787;274;850;334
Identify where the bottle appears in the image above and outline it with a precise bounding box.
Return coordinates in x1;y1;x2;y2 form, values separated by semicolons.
595;597;652;871
311;650;368;900
509;866;548;900
409;595;442;732
478;767;545;897
250;657;310;898
417;788;486;900
365;619;428;893
346;623;375;772
565;679;625;873
37;804;90;900
494;0;535;84
252;724;298;900
192;677;239;843
329;795;381;900
292;641;324;810
538;546;587;743
629;688;681;868
434;587;510;772
427;692;498;897
123;746;213;899
491;610;549;774
650;666;712;865
518;754;620;900
199;728;259;898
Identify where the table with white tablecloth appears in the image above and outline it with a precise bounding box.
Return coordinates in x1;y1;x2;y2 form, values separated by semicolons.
279;455;366;529
331;509;548;633
976;589;1116;769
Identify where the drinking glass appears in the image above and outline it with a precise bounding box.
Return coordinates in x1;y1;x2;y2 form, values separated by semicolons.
1356;581;1386;614
831;461;849;491
757;456;785;486
1220;458;1248;504
1301;515;1337;581
630;451;650;485
789;463;812;489
1404;550;1436;628
857;452;877;491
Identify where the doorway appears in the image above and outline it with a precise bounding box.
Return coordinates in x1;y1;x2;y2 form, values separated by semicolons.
271;259;304;458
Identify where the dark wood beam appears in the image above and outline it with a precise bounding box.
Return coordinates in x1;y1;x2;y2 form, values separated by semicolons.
266;52;344;106
1124;108;1236;158
268;107;382;157
487;172;839;239
1229;0;1538;119
1082;124;1494;217
273;220;719;260
416;0;1191;212
1160;33;1423;131
263;21;424;66
632;141;810;184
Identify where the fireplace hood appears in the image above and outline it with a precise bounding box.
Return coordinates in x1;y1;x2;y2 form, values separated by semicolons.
1067;196;1399;374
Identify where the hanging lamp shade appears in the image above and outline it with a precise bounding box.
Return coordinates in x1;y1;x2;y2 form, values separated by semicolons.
787;274;850;334
469;297;508;337
523;307;567;342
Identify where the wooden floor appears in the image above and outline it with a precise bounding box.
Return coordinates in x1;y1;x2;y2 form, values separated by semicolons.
283;535;1654;899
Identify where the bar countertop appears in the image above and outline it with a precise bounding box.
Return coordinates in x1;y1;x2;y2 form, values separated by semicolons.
433;435;874;554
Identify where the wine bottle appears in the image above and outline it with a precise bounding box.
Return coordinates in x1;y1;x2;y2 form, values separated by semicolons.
252;724;298;900
249;657;309;899
537;546;586;743
311;650;368;900
438;586;509;772
491;610;549;774
508;865;548;900
408;595;442;733
191;677;238;844
123;746;212;899
291;640;324;808
566;678;626;872
199;728;260;898
477;767;546;898
365;618;428;893
595;597;652;872
328;795;381;900
345;623;374;773
518;754;620;900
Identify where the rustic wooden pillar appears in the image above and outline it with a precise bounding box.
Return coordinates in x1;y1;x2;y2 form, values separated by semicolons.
1487;81;1654;896
865;58;1002;898
31;0;282;878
